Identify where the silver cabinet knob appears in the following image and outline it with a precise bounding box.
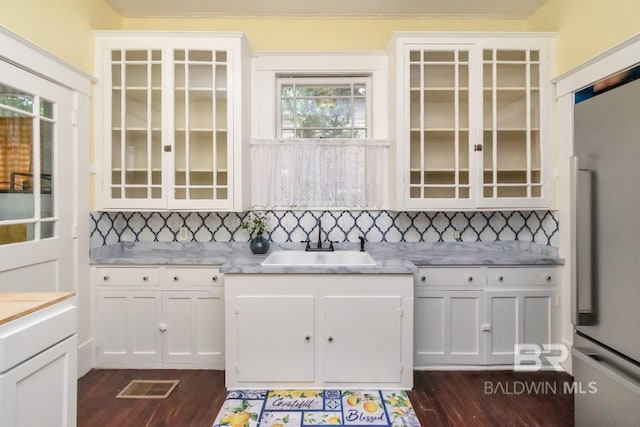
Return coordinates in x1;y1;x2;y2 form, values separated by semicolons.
103;275;109;281
159;324;167;332
212;276;218;282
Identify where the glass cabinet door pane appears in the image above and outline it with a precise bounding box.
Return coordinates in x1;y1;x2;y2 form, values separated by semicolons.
173;49;229;202
482;48;542;199
408;48;470;200
110;49;162;201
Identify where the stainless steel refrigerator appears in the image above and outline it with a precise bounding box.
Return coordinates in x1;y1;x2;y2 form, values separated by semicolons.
572;69;640;426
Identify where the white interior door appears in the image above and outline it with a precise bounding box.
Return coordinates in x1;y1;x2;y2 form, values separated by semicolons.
0;59;74;291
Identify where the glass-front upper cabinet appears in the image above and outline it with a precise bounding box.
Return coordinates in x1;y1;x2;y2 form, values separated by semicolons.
390;34;554;210
96;33;251;211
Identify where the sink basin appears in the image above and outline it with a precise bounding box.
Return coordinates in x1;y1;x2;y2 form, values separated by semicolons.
261;250;377;267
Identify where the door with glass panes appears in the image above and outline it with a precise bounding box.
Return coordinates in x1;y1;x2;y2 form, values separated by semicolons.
405;45;476;209
0;59;73;289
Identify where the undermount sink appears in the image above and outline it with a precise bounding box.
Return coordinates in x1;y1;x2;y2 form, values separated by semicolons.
261;250;377;267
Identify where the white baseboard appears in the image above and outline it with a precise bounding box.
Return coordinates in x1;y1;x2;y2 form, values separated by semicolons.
77;338;94;378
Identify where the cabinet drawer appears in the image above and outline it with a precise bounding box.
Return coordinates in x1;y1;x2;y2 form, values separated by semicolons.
165;268;222;286
95;267;159;286
487;267;557;287
417;267;485;286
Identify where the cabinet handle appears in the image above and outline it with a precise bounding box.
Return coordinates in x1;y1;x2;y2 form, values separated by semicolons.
481;324;491;332
497;275;504;282
328;336;334;342
305;335;311;341
142;276;149;281
163;145;172;152
474;144;483;152
159;324;167;332
173;276;179;282
420;276;426;282
103;275;109;281
212;276;218;282
466;275;474;282
545;274;552;282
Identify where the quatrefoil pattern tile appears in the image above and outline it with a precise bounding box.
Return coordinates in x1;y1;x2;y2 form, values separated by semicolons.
90;210;559;248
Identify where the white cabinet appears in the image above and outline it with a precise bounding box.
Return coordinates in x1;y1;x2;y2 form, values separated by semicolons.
0;297;77;427
414;266;557;367
485;290;554;364
93;266;225;368
388;33;555;210
96;290;162;365
94;32;252;211
225;273;414;389
234;296;315;382
323;296;404;383
414;290;484;365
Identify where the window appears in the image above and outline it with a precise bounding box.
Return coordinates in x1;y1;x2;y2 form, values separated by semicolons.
0;83;56;245
277;76;370;139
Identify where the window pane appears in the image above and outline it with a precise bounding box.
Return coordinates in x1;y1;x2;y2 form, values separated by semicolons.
278;77;369;139
0;84;34;113
40;121;54;220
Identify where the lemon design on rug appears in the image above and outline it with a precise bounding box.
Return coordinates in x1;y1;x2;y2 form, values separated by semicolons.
212;390;420;427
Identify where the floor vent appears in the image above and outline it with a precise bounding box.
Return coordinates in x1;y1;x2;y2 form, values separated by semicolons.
115;380;179;399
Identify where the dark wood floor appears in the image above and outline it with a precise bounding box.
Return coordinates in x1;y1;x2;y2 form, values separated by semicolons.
77;369;574;427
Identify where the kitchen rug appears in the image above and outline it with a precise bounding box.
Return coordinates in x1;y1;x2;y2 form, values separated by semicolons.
212;390;420;427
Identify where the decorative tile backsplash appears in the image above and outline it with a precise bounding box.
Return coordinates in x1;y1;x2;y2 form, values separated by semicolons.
90;210;559;248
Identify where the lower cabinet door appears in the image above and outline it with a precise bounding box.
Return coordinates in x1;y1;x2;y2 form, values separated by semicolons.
414;290;484;365
162;290;225;367
323;296;403;383
96;290;161;366
485;290;554;364
0;335;77;427
234;295;315;382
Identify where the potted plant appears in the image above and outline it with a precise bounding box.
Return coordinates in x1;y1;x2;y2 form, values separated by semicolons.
241;211;270;254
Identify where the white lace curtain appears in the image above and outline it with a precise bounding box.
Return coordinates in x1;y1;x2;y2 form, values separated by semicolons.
251;139;389;208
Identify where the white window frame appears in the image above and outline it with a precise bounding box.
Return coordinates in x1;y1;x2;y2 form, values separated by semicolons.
276;75;372;139
253;52;389;140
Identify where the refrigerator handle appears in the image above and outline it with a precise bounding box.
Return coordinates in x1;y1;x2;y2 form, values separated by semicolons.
571;156;596;325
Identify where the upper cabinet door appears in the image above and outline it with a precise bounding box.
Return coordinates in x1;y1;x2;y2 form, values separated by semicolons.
168;47;232;210
405;44;477;210
479;45;551;209
391;34;554;211
105;45;166;210
96;33;251;212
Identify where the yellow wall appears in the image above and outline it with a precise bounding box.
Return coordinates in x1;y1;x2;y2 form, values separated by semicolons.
122;17;527;51
528;0;640;74
0;0;121;74
1;0;638;79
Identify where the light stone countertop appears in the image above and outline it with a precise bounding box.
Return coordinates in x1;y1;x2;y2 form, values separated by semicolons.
90;241;563;274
